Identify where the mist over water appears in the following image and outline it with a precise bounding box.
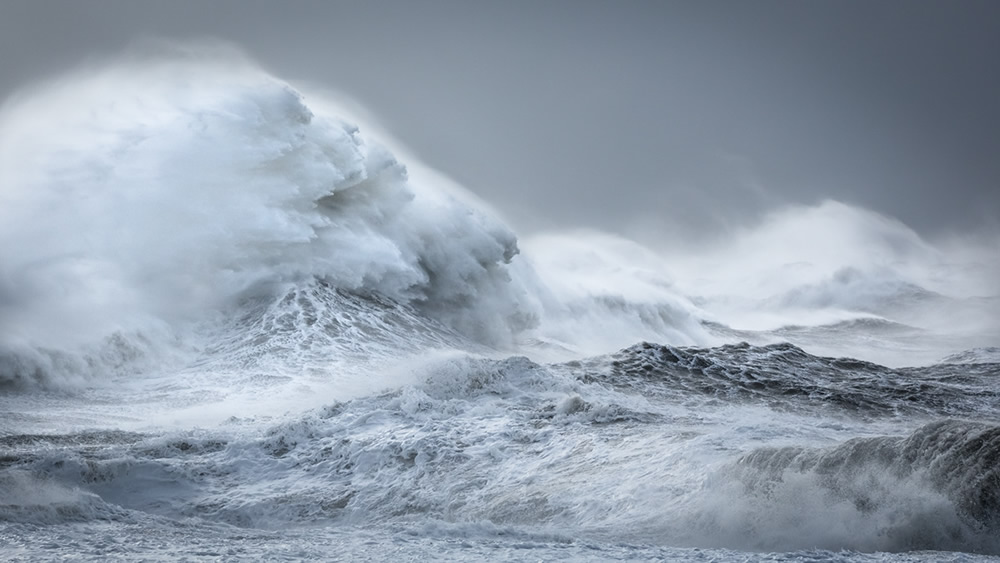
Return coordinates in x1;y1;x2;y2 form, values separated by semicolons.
1;47;998;561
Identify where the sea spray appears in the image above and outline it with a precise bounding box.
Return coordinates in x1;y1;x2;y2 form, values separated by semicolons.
1;45;999;561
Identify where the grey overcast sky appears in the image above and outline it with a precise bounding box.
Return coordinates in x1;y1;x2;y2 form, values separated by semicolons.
1;0;998;240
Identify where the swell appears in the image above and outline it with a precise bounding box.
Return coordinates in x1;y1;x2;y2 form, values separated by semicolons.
3;346;999;555
579;341;1000;418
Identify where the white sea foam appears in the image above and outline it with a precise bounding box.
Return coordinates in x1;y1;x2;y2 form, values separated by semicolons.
1;44;999;561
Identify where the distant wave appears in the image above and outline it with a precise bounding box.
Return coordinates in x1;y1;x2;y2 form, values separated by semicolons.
576;341;1000;418
770;266;945;315
941;347;1000;365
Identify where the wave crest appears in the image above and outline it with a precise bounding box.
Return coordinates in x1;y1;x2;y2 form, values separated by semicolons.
0;51;536;388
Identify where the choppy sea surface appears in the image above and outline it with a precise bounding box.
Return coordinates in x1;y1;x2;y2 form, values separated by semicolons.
2;50;998;561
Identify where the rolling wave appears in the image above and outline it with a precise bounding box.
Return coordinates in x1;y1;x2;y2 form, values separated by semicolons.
718;420;1000;553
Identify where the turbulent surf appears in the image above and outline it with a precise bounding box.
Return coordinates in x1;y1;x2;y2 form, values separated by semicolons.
1;49;998;561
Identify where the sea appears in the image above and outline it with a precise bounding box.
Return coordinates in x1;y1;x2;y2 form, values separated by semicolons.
1;49;998;561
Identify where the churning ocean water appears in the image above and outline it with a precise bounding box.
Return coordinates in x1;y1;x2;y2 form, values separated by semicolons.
2;50;999;562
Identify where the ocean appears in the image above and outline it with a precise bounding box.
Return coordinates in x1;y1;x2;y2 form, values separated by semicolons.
1;52;998;561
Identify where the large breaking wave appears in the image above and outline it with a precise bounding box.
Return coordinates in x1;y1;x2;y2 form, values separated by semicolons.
0;48;543;390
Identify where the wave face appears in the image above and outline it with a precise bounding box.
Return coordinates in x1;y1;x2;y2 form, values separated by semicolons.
1;47;999;561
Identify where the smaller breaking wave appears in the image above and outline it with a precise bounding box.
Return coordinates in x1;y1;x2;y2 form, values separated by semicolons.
701;420;1000;553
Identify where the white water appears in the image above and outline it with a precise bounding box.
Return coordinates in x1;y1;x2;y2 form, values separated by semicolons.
1;46;999;562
